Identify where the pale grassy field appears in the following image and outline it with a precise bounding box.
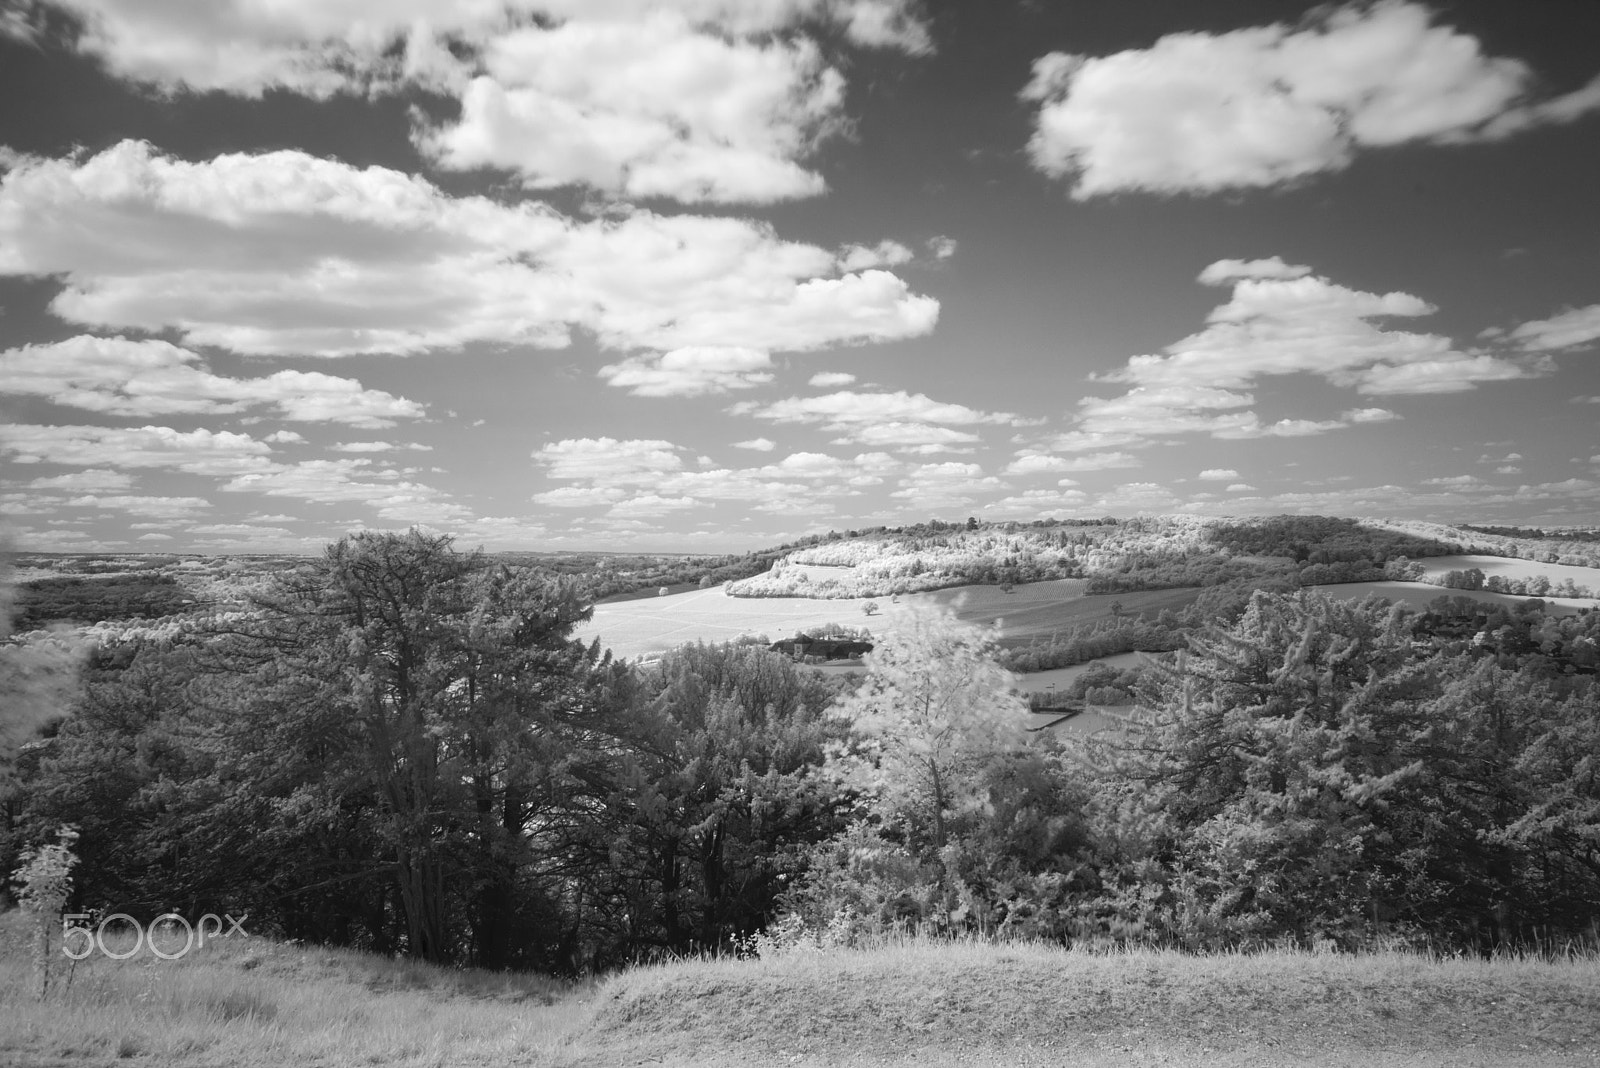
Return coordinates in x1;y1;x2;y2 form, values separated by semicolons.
7;912;1596;1068
576;577;1092;661
1014;650;1154;693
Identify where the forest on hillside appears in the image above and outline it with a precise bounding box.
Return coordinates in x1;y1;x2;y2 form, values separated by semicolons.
4;529;1598;974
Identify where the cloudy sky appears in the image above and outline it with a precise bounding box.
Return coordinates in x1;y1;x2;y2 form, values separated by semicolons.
1;0;1597;554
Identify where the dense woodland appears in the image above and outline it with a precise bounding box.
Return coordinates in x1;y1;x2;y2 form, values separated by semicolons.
4;525;1599;971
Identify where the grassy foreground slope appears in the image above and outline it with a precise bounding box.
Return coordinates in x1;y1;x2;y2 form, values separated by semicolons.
585;941;1600;1068
6;914;1596;1068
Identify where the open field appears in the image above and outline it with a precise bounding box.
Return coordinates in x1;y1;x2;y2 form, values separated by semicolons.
577;576;1198;662
5;915;1595;1068
1313;580;1593;615
1014;650;1155;693
1411;554;1600;586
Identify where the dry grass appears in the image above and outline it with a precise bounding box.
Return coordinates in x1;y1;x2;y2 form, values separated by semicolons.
0;910;585;1067
581;938;1600;1068
7;912;1596;1068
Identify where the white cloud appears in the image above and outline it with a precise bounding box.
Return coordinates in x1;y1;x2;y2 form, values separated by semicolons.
926;235;958;260
0;141;938;358
30;2;929;204
21;469;135;492
419;15;842;204
1066;265;1541;451
837;240;913;272
734;389;1026;452
532;486;626;508
1510;304;1600;351
0;335;425;426
1224;483;1256;493
62;494;211;517
1197;468;1239;481
330;441;433;453
1196;257;1311;286
33;1;932;94
1341;407;1400;423
735;389;1022;428
608;494;698;518
533;437;684;481
1023;1;1600;198
0;423;274;475
808;371;857;388
598;347;773;397
890;462;1005;509
732;438;776;452
265;430;307;444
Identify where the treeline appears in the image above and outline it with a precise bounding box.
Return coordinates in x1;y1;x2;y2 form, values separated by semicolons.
1209;515;1459;562
5;534;1598;971
1462;523;1600;543
12;573;192;628
1;533;855;972
504;549;788;602
1429;567;1596;600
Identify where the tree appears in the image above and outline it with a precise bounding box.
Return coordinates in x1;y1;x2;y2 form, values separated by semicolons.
600;643;847;957
863;601;880;616
1;550;87;907
831;606;1027;854
206;530;628;965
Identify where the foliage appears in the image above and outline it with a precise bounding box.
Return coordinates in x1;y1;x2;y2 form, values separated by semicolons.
1091;591;1600;951
12;573;191;628
10;825;79;998
593;642;848;960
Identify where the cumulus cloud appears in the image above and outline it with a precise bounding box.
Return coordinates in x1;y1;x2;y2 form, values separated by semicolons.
0;423;275;475
31;1;932;92
890;461;1005;509
1064;263;1541;450
0;335;425;426
0;422;465;521
1197;468;1239;481
808;372;857;388
1023;1;1600;198
1005;451;1140;475
1510;304;1600;351
0;141;938;358
330;441;433;453
26;1;929;204
608;494;698;518
837;240;914;272
732;389;1026;449
22;468;135;492
598;347;774;397
533;437;685;481
62;494;211;518
1341;407;1400;423
732;438;777;451
1196;257;1312;286
418;15;843;204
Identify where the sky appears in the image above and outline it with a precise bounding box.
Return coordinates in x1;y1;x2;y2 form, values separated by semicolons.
0;0;1597;555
